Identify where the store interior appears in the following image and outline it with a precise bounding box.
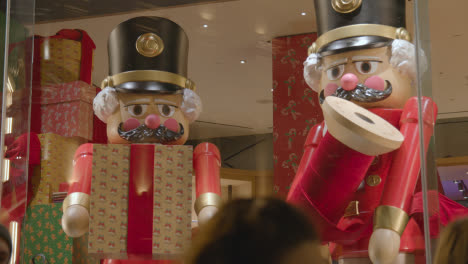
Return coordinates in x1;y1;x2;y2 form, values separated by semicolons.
15;0;467;203
1;0;468;263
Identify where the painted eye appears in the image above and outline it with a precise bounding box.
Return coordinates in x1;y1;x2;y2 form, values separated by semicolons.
127;105;148;117
326;64;345;81
354;61;379;74
158;104;176;117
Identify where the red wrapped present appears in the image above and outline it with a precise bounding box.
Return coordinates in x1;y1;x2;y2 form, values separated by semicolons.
39;81;95;140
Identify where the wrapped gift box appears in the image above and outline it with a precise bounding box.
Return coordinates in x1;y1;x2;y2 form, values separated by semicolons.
40;38;83;85
21;203;98;264
88;144;193;259
30;134;86;206
38;81;95;140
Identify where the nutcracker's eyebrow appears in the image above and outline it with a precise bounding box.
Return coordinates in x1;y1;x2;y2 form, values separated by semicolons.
154;99;177;105
327;58;348;68
351;56;382;61
124;98;151;105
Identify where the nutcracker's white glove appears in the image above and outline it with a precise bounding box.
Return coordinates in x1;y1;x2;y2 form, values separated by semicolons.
369;228;400;264
61;204;89;238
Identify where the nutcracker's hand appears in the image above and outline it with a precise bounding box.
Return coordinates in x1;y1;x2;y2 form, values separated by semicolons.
61;204;89;237
197;205;218;226
368;228;400;264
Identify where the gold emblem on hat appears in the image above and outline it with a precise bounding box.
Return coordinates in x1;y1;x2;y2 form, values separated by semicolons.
136;33;164;57
331;0;362;14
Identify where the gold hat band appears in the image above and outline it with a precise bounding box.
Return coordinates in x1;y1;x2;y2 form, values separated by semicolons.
310;24;411;55
101;70;196;91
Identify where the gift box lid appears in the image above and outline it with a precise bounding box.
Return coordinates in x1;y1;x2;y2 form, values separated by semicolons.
38;80;96;105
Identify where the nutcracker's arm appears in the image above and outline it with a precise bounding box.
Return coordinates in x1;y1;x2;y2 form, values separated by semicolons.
287;122;375;242
287;122;325;199
374;97;437;235
369;97;437;263
61;143;93;237
193;143;222;225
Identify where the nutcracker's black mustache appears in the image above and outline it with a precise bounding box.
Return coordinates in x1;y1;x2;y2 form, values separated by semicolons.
319;81;392;104
118;123;184;143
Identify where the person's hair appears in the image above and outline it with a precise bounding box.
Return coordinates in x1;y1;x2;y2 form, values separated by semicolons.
0;224;12;260
303;39;427;92
93;87;202;123
434;217;468;264
185;198;318;264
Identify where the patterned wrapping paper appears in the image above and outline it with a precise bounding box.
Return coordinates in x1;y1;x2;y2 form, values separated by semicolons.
88;144;193;259
272;33;324;198
39;81;95;140
21;204;73;264
40;81;96;105
21;204;99;264
73;234;100;264
40;38;81;86
30;134;86;206
152;145;193;255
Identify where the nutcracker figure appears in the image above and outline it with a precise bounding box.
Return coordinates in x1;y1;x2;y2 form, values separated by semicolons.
60;17;222;263
287;1;468;264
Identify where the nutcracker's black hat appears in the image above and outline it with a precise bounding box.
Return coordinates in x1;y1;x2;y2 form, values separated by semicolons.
311;0;410;56
101;16;195;93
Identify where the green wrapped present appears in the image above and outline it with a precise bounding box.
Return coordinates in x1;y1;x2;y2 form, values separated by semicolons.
21;203;98;264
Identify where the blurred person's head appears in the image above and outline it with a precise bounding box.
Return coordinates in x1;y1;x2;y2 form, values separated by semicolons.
186;198;327;264
434;217;468;264
0;224;11;264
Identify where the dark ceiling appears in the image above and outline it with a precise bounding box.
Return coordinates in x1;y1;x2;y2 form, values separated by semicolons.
9;0;231;24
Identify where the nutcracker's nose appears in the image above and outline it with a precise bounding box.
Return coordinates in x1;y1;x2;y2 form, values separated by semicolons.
341;73;359;91
145;114;160;129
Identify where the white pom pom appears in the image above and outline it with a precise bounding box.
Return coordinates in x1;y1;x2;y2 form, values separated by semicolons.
391;39;428;81
93;87;119;123
303;53;322;92
181;89;202;123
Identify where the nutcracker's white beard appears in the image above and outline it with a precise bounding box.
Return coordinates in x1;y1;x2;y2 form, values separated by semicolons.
304;39;427;92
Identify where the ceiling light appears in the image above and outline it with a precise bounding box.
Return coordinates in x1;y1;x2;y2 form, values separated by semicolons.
301;12;307;16
203;24;208;28
240;60;246;64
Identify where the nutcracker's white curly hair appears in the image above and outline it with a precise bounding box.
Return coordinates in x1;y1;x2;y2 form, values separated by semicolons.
93;87;202;123
304;39;427;92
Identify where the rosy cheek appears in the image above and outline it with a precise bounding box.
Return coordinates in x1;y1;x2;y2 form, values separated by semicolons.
364;76;385;91
164;118;179;132
122;118;140;131
324;83;339;97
